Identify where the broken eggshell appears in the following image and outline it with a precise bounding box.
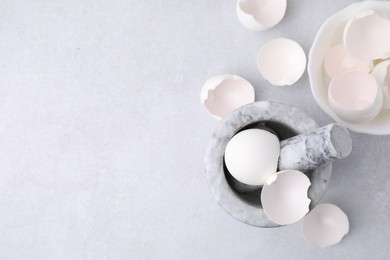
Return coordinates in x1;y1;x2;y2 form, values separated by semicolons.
261;170;311;225
257;38;306;86
236;0;287;31
328;71;383;123
303;203;349;248
200;74;255;120
224;128;280;186
371;59;390;109
324;44;373;78
344;10;390;61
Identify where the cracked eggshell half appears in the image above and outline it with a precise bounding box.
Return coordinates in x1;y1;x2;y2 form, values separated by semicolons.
257;38;306;86
261;170;311;225
328;71;383;123
200;74;255;120
303;203;349;248
324;44;373;78
344;10;390;61
371;59;390;109
236;0;287;31
224;129;280;186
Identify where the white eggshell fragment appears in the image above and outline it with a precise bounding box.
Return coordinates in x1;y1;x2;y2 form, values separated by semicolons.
236;0;287;31
324;44;373;78
201;75;255;120
384;65;390;109
371;60;390;109
224;129;280;186
328;71;383;123
257;38;307;86
261;170;311;225
303;203;349;248
344;11;390;61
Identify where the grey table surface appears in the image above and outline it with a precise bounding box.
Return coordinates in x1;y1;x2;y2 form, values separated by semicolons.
0;0;389;259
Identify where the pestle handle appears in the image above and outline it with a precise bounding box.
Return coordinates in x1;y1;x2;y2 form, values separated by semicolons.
278;123;352;172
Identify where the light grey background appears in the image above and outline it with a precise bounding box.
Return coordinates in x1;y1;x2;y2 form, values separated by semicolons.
0;0;389;259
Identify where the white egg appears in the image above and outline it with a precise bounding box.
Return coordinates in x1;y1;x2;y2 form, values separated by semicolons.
257;38;306;86
224;129;280;186
261;170;311;225
200;75;255;120
303;203;349;248
236;0;287;31
344;10;390;61
328;71;383;123
370;59;390;109
323;44;373;78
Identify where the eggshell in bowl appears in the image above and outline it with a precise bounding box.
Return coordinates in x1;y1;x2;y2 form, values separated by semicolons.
308;0;390;134
323;44;372;78
344;11;390;61
328;71;383;123
371;59;390;109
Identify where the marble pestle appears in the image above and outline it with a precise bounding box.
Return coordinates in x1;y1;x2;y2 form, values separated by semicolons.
278;123;352;172
226;123;351;194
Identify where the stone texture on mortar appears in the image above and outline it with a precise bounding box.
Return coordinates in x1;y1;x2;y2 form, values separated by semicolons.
204;101;332;227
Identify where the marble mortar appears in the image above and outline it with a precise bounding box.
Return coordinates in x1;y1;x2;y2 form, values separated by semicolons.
204;101;332;227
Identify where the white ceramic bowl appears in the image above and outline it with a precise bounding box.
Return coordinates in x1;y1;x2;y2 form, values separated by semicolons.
308;1;390;135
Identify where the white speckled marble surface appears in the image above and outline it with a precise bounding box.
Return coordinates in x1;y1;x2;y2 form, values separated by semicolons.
0;0;389;259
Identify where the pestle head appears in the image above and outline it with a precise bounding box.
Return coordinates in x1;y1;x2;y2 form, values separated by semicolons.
329;124;352;159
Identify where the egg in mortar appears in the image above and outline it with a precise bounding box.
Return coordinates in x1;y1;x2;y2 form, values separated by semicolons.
224;128;280;186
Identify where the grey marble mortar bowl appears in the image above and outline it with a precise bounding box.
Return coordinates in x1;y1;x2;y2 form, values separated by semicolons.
204;101;332;228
